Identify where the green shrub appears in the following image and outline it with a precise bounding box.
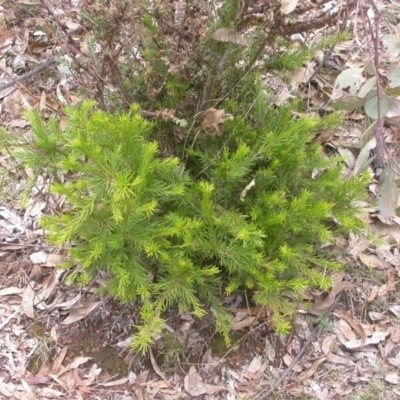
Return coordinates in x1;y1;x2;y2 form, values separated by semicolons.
0;96;368;353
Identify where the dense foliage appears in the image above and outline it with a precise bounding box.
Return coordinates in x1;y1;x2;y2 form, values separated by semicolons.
1;84;368;352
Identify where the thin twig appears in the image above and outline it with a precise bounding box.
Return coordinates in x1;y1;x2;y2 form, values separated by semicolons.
0;59;55;92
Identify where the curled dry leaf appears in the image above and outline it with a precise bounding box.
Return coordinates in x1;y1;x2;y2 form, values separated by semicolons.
230;306;269;330
202;108;227;137
240;179;255;201
341;331;390;350
376;246;400;267
296;357;327;382
310;281;353;315
335;309;366;347
35;270;59;304
283;354;302;372
336;319;357;341
231;316;256;331
321;335;336;355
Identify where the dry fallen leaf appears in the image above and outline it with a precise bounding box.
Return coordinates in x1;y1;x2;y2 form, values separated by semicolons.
265;337;276;362
378;283;388;297
385;372;399;384
98;377;129;387
212;28;249;46
55;356;91;378
389;327;400;343
31;264;43;281
240;179;256;201
280;0;299;14
184;366;207;397
387;267;398;291
321;335;336;355
341;331;390;349
368;285;379;302
50;326;59;344
30;251;48;264
35;270;59;304
359;252;382;268
230;306;269;330
389;305;400;318
327;354;355;365
310;281;353;315
61;298;100;325
336;319;357;341
310;289;335;315
52;347;68;373
149;348;169;384
202;108;227;137
21;284;35;319
335;309;366;346
246;355;263;373
231;316;256;331
0;287;24;296
283;354;302;372
296;357;327;382
45;254;64;267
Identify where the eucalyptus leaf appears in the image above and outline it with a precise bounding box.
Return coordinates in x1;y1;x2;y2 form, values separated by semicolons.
359;121;377;148
354;137;376;176
388;65;400;89
332;96;365;111
366;63;375;76
358;77;376;98
332;68;365;100
378;165;399;218
382;34;400;62
364;90;390;119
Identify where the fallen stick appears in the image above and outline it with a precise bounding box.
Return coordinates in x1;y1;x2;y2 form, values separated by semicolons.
0;59;55;92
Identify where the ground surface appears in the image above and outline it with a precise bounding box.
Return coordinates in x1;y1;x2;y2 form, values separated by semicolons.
1;0;400;399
